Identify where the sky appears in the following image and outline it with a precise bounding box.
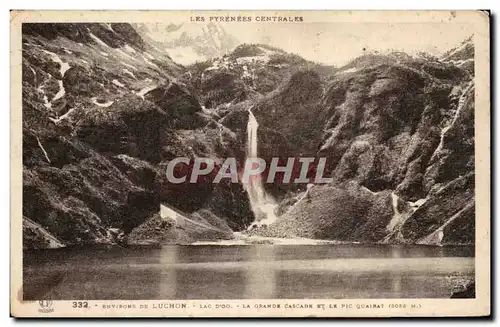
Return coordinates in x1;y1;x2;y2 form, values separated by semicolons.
147;22;473;66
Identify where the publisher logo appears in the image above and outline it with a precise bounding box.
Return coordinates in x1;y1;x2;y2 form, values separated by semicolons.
38;300;54;313
164;157;333;185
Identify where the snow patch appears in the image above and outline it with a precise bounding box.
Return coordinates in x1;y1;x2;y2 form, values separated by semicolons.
41;50;71;102
35;136;51;163
160;204;178;222
142;55;160;70
112;79;125;87
242;65;252;79
136;84;157;100
29;66;36;79
122;69;136;79
165;46;207;65
89;33;110;48
144;52;155;60
49;107;76;124
448;58;474;67
91;98;114;107
42;95;51;109
409;198;428;208
361;186;378;195
42;50;70;76
124;44;136;53
443;41;471;61
258;46;279;56
116;49;140;62
121;61;138;71
52;80;66;102
339;67;358;74
103;23;114;32
236;55;270;65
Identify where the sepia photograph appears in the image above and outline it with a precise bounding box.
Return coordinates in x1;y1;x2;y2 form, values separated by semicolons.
10;10;490;317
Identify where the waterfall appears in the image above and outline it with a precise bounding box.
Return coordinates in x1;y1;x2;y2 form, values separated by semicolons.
387;193;402;231
387;192;412;232
244;109;278;229
430;81;474;162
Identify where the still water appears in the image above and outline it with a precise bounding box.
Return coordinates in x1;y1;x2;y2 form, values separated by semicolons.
23;243;474;300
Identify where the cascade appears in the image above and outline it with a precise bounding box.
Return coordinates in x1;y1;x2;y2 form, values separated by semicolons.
244;109;278;229
430;82;474;162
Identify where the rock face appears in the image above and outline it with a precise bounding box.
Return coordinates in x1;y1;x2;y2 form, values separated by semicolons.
21;23;254;248
188;43;335;110
23;216;65;249
451;282;475;298
126;209;233;246
22;23;475;248
211;40;475;245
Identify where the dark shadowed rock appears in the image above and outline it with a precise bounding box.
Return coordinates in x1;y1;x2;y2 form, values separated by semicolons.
451;282;475;298
400;173;474;244
63;65;105;97
23;23;146;51
144;82;206;129
253;70;327;157
206;181;255;231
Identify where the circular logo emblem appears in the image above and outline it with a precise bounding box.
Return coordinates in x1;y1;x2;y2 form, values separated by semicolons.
39;300;53;308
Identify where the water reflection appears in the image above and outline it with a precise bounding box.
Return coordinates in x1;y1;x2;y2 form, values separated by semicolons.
243;246;276;298
175;269;246;299
23;244;475;300
159;245;178;299
392;245;402;295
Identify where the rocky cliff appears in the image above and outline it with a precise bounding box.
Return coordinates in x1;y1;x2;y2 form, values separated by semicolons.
21;24;475;248
22;23;251;248
245;39;475;246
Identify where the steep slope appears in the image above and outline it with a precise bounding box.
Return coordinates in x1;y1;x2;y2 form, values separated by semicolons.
22;23;253;248
187;43;336;110
22;27;476;247
244;40;475;245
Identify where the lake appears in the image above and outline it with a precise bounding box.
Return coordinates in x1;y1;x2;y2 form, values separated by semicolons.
23;241;474;300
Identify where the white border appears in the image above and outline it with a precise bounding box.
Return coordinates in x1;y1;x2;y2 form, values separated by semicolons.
2;1;498;325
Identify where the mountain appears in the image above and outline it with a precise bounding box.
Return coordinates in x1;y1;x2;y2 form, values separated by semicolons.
188;43;335;112
22;23;252;248
134;23;239;65
21;23;475;248
246;41;475;245
441;36;474;72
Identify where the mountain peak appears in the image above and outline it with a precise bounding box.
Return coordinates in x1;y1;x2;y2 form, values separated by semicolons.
441;35;474;62
140;22;239;65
